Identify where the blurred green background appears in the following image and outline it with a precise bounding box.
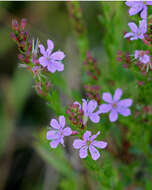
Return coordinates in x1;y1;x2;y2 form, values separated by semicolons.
0;1;152;190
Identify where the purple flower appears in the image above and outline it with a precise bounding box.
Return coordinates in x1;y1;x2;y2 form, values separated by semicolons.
125;1;152;19
124;20;147;40
73;131;107;160
74;99;101;124
134;50;150;64
39;39;65;73
99;88;132;122
46;116;72;148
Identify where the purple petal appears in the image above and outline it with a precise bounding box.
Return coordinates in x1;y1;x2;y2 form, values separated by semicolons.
50;139;60;148
139;19;147;34
92;140;107;149
130;36;139;40
128;22;138;33
118;107;131;116
47;39;54;51
146;1;152;5
47;62;57;73
128;4;143;16
134;50;139;59
82;99;88;116
83;131;91;141
39;44;46;55
46;130;58;140
73;101;81;109
79;145;88;159
59;116;65;128
62;127;72;136
50;119;60;129
89;113;100;123
125;1;135;7
141;55;150;64
109;110;118;122
54;61;64;72
140;6;147;19
73;139;86;149
90;131;100;142
89;145;100;160
118;99;132;107
99;104;112;113
60;138;64;146
51;51;65;60
124;32;134;39
87;100;97;113
113;88;123;102
39;56;48;67
102;92;112;103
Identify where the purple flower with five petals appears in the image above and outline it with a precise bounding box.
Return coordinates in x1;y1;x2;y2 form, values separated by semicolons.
125;1;152;19
73;130;107;160
99;88;132;122
124;20;147;40
39;39;65;73
134;50;150;64
46;116;72;148
74;99;101;124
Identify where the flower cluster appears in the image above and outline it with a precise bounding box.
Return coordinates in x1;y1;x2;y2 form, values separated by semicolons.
47;88;132;160
120;1;152;74
11;18;133;161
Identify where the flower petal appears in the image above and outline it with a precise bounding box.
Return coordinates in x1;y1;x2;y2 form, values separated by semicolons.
118;107;131;116
87;100;97;113
54;61;64;72
73;139;86;149
46;130;59;140
128;22;138;33
39;44;46;55
47;39;54;51
109;110;118;122
146;1;152;5
51;51;65;60
83;130;91;141
82;99;88;116
39;56;48;67
89;113;100;123
73;101;81;109
50;119;60;129
102;92;112;103
140;6;147;19
59;116;65;128
79;145;88;159
63;127;72;136
128;5;142;16
92;140;107;149
118;99;132;107
124;32;133;39
99;104;112;113
50;139;60;148
89;145;100;160
139;19;147;34
47;62;57;73
113;88;123;101
141;55;150;64
90;131;100;141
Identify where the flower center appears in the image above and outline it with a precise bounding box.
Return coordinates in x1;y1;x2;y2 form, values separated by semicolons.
46;56;50;61
86;140;91;145
112;103;117;108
